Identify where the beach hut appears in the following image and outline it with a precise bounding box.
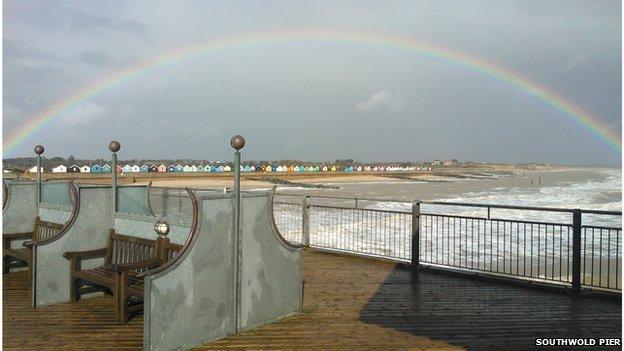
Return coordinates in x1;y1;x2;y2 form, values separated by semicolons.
313;166;320;172
182;165;191;173
344;166;354;172
293;166;300;172
158;164;167;172
28;166;45;173
149;165;158;172
223;165;232;172
101;164;111;173
265;165;272;173
140;165;149;173
356;166;362;172
203;165;211;172
130;165;140;173
167;165;175;172
364;166;371;172
91;165;102;173
115;165;123;173
321;166;328;172
122;165;132;173
307;166;315;172
68;165;81;173
175;165;184;172
242;165;251;172
190;165;198;172
79;165;90;173
250;165;256;172
217;166;224;172
276;166;283;172
330;165;337;172
52;165;67;173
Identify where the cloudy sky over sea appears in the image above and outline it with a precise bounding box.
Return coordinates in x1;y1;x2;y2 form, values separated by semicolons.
3;1;621;164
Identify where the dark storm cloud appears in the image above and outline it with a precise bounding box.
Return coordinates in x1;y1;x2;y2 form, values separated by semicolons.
2;1;621;165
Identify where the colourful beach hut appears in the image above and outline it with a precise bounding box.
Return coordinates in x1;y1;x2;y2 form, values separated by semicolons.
122;165;132;173
101;164;111;173
68;165;80;173
175;165;184;172
217;166;224;172
167;165;175;172
140;165;149;173
91;165;102;173
223;165;232;172
344;166;354;172
158;164;167;172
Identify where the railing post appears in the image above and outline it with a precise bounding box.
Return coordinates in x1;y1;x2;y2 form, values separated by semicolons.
411;201;421;271
109;141;121;229
230;135;245;333
34;145;44;214
302;195;310;247
572;209;582;292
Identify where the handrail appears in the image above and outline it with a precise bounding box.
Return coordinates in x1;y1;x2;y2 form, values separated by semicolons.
140;187;200;278
275;193;622;216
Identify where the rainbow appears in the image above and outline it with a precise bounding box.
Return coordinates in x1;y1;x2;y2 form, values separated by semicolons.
4;29;621;155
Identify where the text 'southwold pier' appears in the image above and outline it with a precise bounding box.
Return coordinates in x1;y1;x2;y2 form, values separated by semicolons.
3;138;621;350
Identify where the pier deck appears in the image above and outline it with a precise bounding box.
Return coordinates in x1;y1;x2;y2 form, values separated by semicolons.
4;251;621;350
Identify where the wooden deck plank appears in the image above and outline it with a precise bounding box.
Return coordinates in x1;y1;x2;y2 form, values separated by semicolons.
4;251;621;350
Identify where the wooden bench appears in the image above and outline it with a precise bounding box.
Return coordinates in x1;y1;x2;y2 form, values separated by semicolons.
63;230;182;323
3;217;65;283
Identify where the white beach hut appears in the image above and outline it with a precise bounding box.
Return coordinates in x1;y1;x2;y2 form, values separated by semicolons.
52;165;67;173
80;165;91;173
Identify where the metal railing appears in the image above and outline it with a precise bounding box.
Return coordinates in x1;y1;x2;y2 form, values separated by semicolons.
273;194;621;293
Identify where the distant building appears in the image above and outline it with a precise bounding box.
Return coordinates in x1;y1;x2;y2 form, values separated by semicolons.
223;165;232;172
122;165;133;173
190;165;198;172
183;165;192;173
167;165;175;172
149;165;158;172
115;165;123;173
158;164;167;172
80;165;91;173
91;165;102;173
175;165;184;172
52;165;67;173
28;166;44;173
140;165;149;173
131;165;141;173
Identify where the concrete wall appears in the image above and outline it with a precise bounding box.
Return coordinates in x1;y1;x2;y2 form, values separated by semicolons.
3;181;37;234
143;192;302;351
239;193;303;331
144;196;235;351
33;186;112;307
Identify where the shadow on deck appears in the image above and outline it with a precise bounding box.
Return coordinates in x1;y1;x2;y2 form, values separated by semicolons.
3;251;621;350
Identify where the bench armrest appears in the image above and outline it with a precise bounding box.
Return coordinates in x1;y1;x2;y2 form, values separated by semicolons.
22;241;34;249
63;248;108;260
4;232;33;240
108;257;162;273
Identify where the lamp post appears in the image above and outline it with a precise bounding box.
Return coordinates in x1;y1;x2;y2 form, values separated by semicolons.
230;134;245;333
34;145;44;211
109;141;121;227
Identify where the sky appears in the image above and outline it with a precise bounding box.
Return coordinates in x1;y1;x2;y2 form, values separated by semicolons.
3;0;622;165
